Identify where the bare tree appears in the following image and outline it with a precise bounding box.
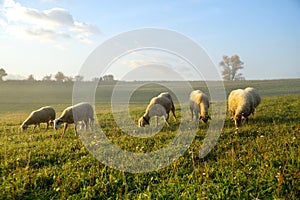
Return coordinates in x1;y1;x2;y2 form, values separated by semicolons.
0;68;7;81
219;54;244;81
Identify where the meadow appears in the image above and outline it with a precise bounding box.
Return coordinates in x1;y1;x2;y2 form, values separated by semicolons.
0;79;299;199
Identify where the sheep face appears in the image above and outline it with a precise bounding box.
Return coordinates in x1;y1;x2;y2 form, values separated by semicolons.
21;124;28;132
138;116;150;127
234;114;246;128
54;119;64;130
200;115;211;124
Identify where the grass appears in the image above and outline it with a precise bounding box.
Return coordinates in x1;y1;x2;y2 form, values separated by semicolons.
0;79;299;199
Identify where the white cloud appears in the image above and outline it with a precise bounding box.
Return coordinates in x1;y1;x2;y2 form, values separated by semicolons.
1;0;100;44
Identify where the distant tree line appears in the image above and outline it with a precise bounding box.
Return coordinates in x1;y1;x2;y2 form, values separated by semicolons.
0;68;114;83
1;54;245;82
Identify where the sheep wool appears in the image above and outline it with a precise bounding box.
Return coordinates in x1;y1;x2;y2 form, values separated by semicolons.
244;87;261;111
138;92;176;127
21;106;56;132
189;90;211;123
228;89;254;129
54;102;94;137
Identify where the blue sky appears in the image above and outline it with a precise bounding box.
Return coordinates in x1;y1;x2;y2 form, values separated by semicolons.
0;0;299;80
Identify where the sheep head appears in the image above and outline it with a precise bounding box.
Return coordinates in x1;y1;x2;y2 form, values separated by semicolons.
200;115;211;124
138;116;150;127
234;113;246;128
20;124;28;132
54;119;64;130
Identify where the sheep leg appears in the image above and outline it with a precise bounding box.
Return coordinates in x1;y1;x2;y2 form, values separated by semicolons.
195;111;199;121
61;123;68;138
166;112;170;121
33;124;38;132
190;107;194;120
46;122;49;131
84;119;88;130
74;123;78;136
163;115;170;127
80;121;85;130
90;118;94;130
171;108;177;121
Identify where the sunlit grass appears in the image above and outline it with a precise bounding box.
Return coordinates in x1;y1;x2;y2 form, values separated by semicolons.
0;80;299;199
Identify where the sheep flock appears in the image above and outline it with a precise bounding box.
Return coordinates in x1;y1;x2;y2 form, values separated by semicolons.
20;87;261;136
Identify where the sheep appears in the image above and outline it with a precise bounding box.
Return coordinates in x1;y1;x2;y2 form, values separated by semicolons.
138;92;176;127
20;106;56;132
244;87;261;114
228;89;254;129
54;102;94;137
157;92;173;101
189;90;211;123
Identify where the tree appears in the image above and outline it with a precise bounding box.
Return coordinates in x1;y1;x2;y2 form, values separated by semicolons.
42;74;52;81
219;54;244;81
27;74;35;81
54;71;65;82
74;75;84;82
0;68;7;81
64;76;73;82
102;74;114;81
92;77;100;82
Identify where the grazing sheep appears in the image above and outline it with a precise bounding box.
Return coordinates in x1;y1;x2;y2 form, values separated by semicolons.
138;92;176;127
54;102;94;137
157;92;173;101
228;89;254;129
189;90;211;123
21;106;56;132
244;87;261;113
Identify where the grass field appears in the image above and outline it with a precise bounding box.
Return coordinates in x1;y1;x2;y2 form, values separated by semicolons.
0;79;299;199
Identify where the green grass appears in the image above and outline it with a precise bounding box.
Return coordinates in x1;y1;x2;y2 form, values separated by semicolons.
0;79;299;199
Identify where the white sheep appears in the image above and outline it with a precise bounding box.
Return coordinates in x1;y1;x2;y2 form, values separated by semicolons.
189;90;211;123
138;92;176;127
54;102;94;137
244;87;261;114
228;89;254;129
21;106;56;132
